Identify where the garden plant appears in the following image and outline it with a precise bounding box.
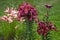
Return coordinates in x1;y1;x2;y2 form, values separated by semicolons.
0;0;59;40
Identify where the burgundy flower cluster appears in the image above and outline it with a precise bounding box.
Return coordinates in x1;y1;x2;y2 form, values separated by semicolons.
37;21;57;36
44;4;52;9
17;3;38;22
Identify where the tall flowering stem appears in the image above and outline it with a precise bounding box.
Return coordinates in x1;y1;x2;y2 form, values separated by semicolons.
17;2;38;40
44;4;52;40
37;4;57;40
44;4;52;22
25;19;34;40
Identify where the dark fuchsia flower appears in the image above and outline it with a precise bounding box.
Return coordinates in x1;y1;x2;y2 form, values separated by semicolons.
37;21;57;36
17;3;38;22
48;22;57;31
44;4;52;9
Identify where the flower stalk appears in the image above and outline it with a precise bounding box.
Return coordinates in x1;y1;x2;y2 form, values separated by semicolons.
37;4;57;40
42;4;55;40
25;19;34;40
17;2;38;40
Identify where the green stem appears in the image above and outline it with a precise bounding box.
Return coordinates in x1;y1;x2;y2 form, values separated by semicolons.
42;8;50;40
25;19;34;40
46;8;50;22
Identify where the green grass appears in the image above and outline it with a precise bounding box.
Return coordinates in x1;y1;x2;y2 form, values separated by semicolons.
0;0;60;40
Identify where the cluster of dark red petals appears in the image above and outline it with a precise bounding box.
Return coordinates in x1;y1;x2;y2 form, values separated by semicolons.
17;3;38;22
44;4;52;9
37;21;57;36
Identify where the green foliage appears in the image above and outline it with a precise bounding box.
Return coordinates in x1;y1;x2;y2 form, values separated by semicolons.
0;0;60;40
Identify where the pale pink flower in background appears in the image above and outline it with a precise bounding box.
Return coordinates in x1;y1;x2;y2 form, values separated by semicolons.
12;14;17;18
0;7;24;23
17;17;25;23
8;8;18;18
7;13;17;19
3;7;18;23
10;8;18;18
7;17;13;23
19;17;25;23
4;7;10;13
1;15;8;21
7;14;12;16
4;7;18;14
11;9;18;14
0;15;13;23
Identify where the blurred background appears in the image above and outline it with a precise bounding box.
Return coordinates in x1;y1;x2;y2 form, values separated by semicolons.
0;0;60;40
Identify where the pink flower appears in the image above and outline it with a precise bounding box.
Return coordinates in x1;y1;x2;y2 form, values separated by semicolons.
3;7;19;23
37;22;57;36
7;16;13;23
38;22;46;28
17;2;38;21
1;15;13;23
1;15;8;21
4;7;11;13
37;29;43;35
4;7;18;18
44;4;52;9
37;22;49;36
48;22;57;31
